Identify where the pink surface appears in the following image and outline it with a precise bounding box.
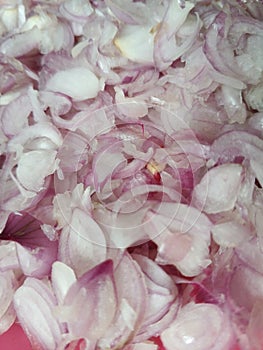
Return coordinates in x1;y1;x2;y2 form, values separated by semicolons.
0;323;32;350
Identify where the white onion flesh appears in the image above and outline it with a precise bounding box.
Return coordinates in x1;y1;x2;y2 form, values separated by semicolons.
0;1;263;349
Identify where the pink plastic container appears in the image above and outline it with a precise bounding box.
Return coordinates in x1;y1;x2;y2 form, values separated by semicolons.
0;323;32;350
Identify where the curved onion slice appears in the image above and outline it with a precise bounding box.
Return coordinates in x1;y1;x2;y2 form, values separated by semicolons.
46;67;102;101
58;208;107;277
98;253;147;349
0;272;16;335
62;260;117;340
132;254;179;341
146;202;212;277
192;163;243;214
14;278;62;350
161;303;235;350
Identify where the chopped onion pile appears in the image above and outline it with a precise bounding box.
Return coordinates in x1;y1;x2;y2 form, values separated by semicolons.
0;0;263;349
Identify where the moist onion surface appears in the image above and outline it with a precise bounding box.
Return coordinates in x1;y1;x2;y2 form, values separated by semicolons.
0;0;263;349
